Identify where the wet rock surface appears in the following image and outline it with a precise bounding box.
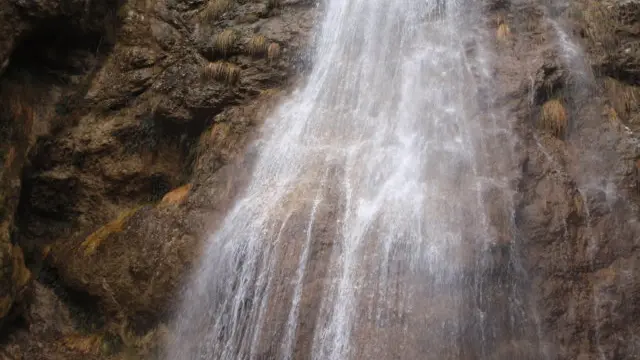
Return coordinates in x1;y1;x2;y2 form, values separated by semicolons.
0;0;639;359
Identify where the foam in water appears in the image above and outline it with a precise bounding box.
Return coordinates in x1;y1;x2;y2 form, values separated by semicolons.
166;1;535;359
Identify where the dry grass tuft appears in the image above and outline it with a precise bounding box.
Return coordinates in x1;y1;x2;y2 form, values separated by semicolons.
496;23;510;41
159;184;191;207
203;61;241;84
214;29;237;56
62;334;104;354
201;0;232;21
81;208;140;256
603;77;640;120
247;35;268;57
540;99;568;138
267;42;281;62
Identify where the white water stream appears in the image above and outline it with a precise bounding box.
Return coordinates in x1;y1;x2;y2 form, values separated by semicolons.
166;1;534;359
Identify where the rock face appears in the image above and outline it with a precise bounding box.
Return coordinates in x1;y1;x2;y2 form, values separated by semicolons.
0;0;315;357
0;0;639;359
489;0;640;359
0;78;32;329
0;0;122;333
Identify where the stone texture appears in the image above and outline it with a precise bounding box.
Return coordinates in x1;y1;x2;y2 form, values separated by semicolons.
0;0;640;359
0;0;314;357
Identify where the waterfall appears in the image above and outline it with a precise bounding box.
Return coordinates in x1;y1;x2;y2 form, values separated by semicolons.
166;0;540;359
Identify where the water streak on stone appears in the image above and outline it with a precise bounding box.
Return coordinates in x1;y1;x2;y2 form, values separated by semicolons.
166;1;537;359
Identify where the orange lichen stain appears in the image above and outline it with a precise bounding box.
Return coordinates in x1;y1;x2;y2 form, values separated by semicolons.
81;208;139;256
159;184;192;207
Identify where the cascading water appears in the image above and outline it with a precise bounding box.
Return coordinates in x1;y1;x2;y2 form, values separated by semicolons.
167;1;541;359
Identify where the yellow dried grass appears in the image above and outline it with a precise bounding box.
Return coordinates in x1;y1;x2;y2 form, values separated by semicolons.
247;35;268;57
214;29;237;56
201;0;232;21
496;23;510;41
540;99;568;138
203;62;241;84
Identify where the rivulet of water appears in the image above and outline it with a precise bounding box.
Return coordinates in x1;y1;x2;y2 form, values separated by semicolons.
166;1;537;359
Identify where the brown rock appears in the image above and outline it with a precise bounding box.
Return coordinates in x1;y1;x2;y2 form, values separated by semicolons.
1;0;640;360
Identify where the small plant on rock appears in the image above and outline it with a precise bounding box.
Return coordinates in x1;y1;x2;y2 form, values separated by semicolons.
247;35;268;57
213;29;237;57
496;23;510;42
540;99;568;138
201;0;232;21
203;62;241;84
